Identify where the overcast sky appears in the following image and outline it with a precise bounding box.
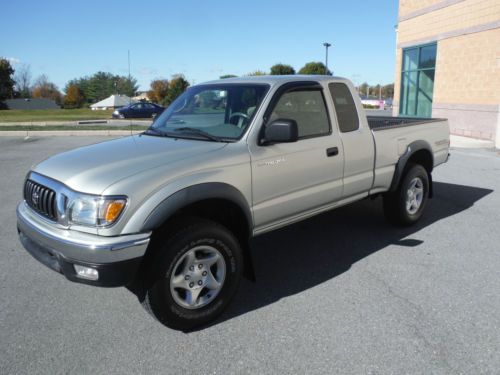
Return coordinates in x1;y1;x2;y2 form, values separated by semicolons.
1;0;399;91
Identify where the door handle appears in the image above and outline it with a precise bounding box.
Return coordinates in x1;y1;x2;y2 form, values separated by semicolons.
326;147;339;157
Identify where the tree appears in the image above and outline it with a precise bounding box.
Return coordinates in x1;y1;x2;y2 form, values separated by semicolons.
63;84;85;108
65;71;139;104
247;70;267;76
0;58;15;109
164;74;190;106
298;62;331;75
219;74;238;79
147;79;169;104
359;82;369;96
32;74;62;104
270;63;295;75
115;76;138;97
14;63;31;98
382;83;394;99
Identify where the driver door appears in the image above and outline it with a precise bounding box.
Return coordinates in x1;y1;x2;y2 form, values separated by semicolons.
249;83;344;232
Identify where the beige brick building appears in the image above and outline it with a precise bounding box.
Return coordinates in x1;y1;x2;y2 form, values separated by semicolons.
393;0;500;147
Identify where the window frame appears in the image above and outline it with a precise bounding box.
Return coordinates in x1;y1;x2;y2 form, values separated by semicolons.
399;42;437;118
261;81;332;143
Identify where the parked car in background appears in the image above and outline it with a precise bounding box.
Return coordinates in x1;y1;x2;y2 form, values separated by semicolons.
112;102;165;119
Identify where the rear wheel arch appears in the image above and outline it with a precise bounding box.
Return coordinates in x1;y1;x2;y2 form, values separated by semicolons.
389;140;434;197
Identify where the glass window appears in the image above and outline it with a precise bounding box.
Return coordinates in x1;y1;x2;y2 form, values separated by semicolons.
269;89;330;138
403;48;419;71
416;70;434;117
400;43;437;117
329;83;359;132
419;44;437;69
151;84;269;141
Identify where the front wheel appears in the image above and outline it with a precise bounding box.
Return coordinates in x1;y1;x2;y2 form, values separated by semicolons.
383;163;429;226
142;219;243;330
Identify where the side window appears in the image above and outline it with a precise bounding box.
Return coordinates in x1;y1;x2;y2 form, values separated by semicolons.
329;83;359;132
269;89;330;138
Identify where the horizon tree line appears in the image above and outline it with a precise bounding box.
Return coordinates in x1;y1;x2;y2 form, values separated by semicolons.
0;57;394;109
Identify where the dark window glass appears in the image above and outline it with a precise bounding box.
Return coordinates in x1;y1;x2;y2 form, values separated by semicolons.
419;44;437;69
269;89;330;138
328;83;359;132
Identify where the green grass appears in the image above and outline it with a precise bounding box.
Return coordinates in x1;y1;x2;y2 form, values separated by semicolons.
0;125;148;131
0;108;113;122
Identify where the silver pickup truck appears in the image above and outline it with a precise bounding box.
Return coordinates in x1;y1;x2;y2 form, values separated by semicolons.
17;76;449;330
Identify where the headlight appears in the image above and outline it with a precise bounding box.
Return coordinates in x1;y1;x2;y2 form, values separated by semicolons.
68;194;127;227
113;110;119;115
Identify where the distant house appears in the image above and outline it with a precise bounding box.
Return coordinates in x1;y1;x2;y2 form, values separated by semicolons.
132;91;149;102
90;94;136;110
5;98;60;110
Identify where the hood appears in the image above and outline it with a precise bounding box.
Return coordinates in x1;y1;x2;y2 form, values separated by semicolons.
33;135;227;194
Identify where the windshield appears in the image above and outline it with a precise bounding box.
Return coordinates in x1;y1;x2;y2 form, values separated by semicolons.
149;84;269;141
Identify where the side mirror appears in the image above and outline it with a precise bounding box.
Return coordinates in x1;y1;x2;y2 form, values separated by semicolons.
263;119;299;144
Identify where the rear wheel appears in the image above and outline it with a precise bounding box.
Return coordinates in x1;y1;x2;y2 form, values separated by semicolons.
383;163;429;226
142;218;243;330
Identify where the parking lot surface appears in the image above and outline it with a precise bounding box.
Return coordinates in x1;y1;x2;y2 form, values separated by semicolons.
1;136;499;374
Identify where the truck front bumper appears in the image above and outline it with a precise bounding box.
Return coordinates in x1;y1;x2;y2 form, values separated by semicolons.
16;202;151;287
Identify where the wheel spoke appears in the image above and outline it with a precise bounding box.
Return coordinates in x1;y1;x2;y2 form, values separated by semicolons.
203;252;220;267
171;275;188;290
406;199;413;211
182;250;197;273
185;287;203;307
205;270;221;290
411;200;417;211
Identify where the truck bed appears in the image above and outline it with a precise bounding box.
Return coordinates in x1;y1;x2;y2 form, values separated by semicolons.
367;116;445;131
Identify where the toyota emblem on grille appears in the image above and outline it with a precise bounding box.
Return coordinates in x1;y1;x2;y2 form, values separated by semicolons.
32;191;40;205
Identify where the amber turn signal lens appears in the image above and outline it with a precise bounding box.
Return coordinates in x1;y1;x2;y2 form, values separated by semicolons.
104;200;126;223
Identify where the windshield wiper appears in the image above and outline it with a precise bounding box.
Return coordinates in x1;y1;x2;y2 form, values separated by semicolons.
173;127;224;142
142;127;169;137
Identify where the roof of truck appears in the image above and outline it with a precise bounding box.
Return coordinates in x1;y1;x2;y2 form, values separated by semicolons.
200;75;346;86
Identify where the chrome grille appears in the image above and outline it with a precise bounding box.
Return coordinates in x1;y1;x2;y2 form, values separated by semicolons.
24;179;57;220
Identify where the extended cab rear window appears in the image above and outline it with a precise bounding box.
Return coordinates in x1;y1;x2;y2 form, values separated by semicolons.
329;83;359;132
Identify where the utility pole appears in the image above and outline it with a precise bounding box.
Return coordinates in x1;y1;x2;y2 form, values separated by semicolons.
128;50;132;105
323;42;331;75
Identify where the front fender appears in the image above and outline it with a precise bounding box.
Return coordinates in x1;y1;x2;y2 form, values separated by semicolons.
141;182;253;232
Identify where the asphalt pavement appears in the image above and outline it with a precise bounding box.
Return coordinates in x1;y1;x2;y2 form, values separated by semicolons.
1;136;499;374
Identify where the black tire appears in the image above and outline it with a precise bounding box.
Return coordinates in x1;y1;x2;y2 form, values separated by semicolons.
142;218;243;330
383;163;429;226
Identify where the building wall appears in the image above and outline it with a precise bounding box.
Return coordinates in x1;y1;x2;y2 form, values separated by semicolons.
394;0;500;144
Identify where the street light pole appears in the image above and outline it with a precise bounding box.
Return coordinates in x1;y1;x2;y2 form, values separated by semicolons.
323;42;331;75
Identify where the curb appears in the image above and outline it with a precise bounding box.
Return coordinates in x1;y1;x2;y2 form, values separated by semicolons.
449;135;495;149
0;119;152;127
0;130;143;137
